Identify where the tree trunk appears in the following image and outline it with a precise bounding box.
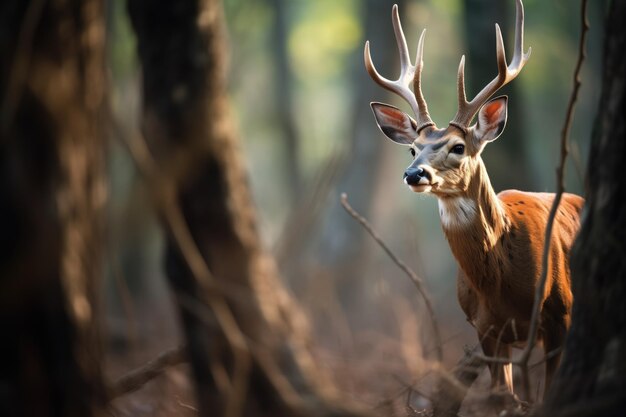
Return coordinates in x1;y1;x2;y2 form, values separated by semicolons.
0;0;107;416
539;1;626;415
126;0;370;415
269;0;301;202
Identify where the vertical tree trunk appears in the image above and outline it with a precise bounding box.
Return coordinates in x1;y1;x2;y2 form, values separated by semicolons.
0;0;107;416
540;1;626;415
269;0;301;202
127;0;369;415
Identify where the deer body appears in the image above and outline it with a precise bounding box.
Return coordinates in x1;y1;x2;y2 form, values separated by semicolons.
364;0;583;395
443;165;582;391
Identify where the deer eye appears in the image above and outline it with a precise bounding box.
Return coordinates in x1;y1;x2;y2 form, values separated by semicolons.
410;148;416;157
450;144;465;155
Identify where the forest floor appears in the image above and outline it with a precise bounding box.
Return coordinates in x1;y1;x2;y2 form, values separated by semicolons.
102;294;544;417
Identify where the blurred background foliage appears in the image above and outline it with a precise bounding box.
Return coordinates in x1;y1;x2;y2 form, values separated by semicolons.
104;0;605;391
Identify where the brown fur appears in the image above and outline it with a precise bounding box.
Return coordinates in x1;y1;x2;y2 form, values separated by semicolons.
372;99;584;395
367;0;578;397
441;158;583;394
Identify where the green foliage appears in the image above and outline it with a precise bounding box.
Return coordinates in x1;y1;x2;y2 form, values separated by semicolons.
430;0;461;15
224;0;273;45
288;1;362;82
103;0;601;309
108;0;138;79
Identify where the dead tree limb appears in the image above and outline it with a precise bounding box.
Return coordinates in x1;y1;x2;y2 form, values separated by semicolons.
433;347;486;417
124;0;373;415
340;193;443;363
111;347;187;398
516;0;589;401
538;0;626;414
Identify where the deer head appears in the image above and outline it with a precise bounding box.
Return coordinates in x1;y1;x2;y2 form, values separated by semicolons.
365;0;530;197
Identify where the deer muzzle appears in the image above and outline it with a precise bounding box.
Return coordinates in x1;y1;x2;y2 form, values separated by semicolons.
404;166;430;184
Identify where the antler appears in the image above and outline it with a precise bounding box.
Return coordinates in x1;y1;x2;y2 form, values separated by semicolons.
364;4;434;133
450;0;531;131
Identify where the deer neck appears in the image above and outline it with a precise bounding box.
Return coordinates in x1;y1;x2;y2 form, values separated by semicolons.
437;159;510;286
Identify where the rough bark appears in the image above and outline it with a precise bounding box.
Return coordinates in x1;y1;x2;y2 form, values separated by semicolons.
0;0;107;416
127;0;370;415
539;1;626;415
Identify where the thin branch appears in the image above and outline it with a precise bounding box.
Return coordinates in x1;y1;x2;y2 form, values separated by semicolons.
176;398;199;412
113;120;328;416
432;346;486;417
494;318;513;363
529;347;564;370
111;346;186;398
392;374;433;401
112;120;252;417
473;353;513;365
471;0;589;402
516;0;589;400
109;255;139;352
161;190;251;417
340;193;443;363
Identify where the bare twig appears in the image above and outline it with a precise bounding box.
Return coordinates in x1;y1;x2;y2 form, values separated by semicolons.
114;120;335;416
426;0;589;404
176;397;199;412
274;152;345;266
340;193;443;363
530;347;564;370
494;319;513;362
109;255;139;352
432;346;486;417
113;120;252;417
161;191;252;417
470;0;589;402
111;346;186;398
516;0;589;400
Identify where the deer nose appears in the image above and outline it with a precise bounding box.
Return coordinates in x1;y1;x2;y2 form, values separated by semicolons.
403;167;431;185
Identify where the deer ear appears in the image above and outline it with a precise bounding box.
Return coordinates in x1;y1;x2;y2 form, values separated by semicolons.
474;96;508;143
370;102;417;145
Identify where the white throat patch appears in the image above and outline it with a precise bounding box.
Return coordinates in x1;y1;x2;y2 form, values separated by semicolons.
438;197;477;230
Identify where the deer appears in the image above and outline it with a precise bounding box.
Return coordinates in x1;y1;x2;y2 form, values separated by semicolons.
364;0;583;396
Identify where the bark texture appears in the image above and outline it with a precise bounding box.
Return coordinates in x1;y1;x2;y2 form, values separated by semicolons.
0;0;107;416
540;1;626;415
127;0;369;415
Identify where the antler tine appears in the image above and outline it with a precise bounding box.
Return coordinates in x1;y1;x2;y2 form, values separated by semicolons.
391;4;411;70
364;4;434;132
364;40;420;121
495;24;509;78
413;29;433;127
450;0;531;129
513;0;532;66
456;55;467;106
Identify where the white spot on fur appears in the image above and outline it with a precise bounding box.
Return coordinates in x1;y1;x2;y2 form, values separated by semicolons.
438;197;477;230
